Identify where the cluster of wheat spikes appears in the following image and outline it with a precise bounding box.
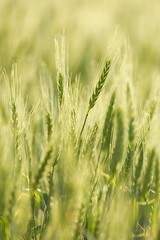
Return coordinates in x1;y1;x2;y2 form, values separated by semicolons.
0;38;160;240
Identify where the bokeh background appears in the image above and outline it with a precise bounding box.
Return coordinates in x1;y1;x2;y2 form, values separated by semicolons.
0;0;160;97
0;2;160;239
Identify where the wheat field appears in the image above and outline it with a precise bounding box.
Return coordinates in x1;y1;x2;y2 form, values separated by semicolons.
0;1;160;240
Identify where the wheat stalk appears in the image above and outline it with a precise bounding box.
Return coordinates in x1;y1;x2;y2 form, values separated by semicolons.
110;108;124;175
77;59;111;156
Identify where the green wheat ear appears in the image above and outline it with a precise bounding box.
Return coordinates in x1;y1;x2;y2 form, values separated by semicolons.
79;59;111;142
77;59;111;157
88;59;111;111
141;148;155;199
57;71;64;107
127;83;136;144
133;144;144;195
120;83;136;180
46;111;53;142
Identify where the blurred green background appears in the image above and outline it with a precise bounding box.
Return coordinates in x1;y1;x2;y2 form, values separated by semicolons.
0;0;160;94
0;2;160;239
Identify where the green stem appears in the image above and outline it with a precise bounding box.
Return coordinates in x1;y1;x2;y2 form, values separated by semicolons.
76;111;89;157
133;197;138;231
79;111;89;140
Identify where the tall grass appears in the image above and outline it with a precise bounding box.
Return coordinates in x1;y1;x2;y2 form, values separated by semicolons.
0;35;160;240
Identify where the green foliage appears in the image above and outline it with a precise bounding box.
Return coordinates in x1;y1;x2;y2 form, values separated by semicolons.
0;26;160;240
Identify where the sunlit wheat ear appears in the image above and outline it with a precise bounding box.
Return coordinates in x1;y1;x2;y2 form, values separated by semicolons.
121;143;136;180
127;83;136;144
6;101;21;225
141;149;155;199
122;97;157;180
46;111;53;142
57;71;64;107
69;108;77;147
83;122;98;155
11;100;23;177
120;84;136;180
78;59;111;143
6;64;22;228
140;98;157;142
24;132;33;183
88;59;111;111
11;101;18;131
133;144;144;194
11;100;22;176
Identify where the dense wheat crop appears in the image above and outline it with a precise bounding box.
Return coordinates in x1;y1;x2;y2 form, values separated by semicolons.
1;0;160;239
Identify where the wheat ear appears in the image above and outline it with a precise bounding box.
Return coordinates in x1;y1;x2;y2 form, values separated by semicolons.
78;59;111;153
